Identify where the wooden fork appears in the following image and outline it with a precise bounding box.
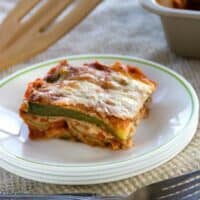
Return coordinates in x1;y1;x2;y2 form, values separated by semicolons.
0;0;102;70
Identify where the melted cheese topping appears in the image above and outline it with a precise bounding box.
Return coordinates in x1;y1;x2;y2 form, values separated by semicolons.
30;67;154;120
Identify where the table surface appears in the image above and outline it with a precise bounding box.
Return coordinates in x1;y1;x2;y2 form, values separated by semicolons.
0;0;199;196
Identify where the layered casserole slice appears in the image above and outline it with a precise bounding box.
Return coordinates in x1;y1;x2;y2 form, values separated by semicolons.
20;60;156;150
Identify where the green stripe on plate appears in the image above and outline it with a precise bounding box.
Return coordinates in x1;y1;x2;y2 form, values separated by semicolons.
0;55;197;167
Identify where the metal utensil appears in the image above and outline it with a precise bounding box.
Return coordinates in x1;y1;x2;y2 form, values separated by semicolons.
0;170;199;199
0;106;28;141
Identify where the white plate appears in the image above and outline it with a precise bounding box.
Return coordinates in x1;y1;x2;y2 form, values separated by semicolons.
0;115;197;185
0;55;198;184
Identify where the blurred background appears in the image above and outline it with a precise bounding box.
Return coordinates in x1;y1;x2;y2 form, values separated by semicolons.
0;0;199;88
0;0;199;196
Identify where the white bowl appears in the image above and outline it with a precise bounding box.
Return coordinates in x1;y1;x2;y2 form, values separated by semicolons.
139;0;200;58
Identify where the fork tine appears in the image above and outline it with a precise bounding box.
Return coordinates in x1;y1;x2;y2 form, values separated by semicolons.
155;185;200;200
20;0;73;32
0;0;72;51
3;0;40;21
170;184;200;200
32;0;73;32
154;176;200;197
45;0;102;39
185;192;200;200
129;171;200;200
0;0;40;50
150;170;200;189
157;185;200;200
0;0;102;69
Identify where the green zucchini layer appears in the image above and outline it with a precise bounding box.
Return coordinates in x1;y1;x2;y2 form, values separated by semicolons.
28;102;116;137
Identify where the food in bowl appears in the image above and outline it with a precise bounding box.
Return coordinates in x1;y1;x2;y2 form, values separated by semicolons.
157;0;200;10
20;60;156;150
